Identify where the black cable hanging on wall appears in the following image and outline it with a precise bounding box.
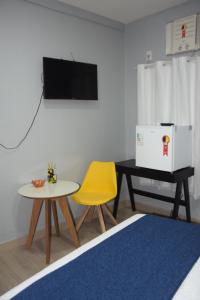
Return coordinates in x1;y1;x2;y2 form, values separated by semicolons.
0;90;43;150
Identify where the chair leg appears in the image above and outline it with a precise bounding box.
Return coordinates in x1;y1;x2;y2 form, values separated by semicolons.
97;206;106;233
85;206;95;222
76;206;92;232
103;204;118;226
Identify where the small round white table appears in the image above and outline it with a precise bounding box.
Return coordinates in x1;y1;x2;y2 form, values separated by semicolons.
18;180;80;264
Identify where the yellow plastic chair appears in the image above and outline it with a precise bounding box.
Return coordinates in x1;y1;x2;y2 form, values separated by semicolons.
72;161;118;233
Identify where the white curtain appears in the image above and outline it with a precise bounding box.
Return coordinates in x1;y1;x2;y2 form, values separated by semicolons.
137;56;200;199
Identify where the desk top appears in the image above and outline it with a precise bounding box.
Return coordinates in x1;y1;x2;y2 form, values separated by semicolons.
18;180;80;199
115;159;194;183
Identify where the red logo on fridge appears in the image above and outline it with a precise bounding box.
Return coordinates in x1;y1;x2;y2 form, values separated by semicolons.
162;135;170;156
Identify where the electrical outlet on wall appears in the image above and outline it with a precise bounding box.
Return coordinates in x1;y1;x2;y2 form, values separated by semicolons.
146;50;152;62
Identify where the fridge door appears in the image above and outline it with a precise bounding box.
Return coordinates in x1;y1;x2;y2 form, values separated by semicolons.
136;126;174;172
173;126;192;171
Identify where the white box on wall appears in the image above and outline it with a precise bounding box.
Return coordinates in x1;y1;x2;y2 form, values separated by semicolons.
197;14;200;49
166;14;200;55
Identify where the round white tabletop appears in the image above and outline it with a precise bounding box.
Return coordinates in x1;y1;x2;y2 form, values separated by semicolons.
18;180;80;199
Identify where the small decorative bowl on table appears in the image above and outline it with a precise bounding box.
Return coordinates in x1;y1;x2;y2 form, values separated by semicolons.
32;179;45;188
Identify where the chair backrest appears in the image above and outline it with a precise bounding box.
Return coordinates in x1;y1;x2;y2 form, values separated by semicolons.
80;161;117;196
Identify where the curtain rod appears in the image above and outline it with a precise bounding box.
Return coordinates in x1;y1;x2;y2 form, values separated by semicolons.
134;54;200;70
133;61;171;70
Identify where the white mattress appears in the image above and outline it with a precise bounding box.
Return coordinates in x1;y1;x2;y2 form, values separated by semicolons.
1;214;200;300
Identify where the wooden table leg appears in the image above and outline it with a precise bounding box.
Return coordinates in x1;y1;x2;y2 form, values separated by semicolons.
58;197;80;247
126;174;136;211
113;173;123;218
172;182;182;219
51;201;60;236
45;199;51;264
183;179;191;222
26;199;43;248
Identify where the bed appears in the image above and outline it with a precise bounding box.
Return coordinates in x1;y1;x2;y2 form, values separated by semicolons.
1;214;200;300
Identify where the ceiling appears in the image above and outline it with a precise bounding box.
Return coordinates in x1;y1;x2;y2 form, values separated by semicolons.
57;0;190;24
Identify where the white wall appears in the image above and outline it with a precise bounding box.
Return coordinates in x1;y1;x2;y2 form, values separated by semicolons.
0;0;125;243
124;0;200;220
2;0;200;244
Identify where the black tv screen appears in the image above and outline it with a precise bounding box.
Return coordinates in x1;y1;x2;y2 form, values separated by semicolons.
43;57;98;100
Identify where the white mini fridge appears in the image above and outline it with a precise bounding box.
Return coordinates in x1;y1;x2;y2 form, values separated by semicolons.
136;125;192;172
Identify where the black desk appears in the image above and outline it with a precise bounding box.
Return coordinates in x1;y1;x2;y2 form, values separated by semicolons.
113;159;194;222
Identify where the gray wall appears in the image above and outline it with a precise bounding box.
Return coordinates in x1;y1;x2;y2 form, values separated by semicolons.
0;0;125;243
124;0;200;220
2;0;200;244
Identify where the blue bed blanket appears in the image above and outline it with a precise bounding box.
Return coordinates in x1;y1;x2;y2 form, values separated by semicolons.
13;215;200;300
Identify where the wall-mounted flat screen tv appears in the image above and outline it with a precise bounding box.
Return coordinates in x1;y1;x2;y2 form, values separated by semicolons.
43;57;98;100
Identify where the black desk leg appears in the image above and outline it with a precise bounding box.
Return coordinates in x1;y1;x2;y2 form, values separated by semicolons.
172;182;182;219
183;179;191;223
113;173;123;218
126;174;135;211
